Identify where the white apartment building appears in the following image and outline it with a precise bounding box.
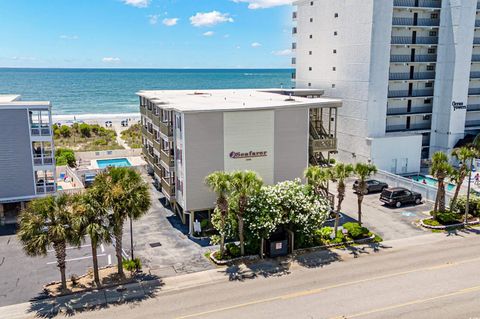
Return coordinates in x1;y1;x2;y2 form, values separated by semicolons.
0;95;56;224
293;0;479;174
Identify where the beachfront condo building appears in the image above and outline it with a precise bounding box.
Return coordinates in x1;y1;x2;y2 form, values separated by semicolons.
293;0;479;174
0;95;56;224
138;89;341;233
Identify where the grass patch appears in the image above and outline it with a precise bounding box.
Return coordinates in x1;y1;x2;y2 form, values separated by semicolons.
53;123;123;151
121;123;142;149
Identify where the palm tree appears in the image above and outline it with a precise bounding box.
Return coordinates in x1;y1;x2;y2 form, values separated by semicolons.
430;151;453;218
18;194;79;291
73;190;111;287
331;163;354;234
230;170;263;256
94;167;151;277
304;165;331;198
353;163;377;225
205;171;232;258
450;146;477;209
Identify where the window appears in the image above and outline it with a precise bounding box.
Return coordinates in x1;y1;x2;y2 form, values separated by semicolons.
425;82;433;88
428;48;436;54
310;1;313;5
431;13;438;19
334;13;338;18
309;51;312;55
310;18;313;22
333;49;337;54
332;67;336;71
309;67;312;71
332;84;336;88
429;31;437;37
309;34;313;39
424;99;432;104
308;82;312;87
427;65;435;71
292;42;296;49
334;31;338;36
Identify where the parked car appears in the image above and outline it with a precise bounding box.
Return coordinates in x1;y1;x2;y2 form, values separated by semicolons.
380;187;422;208
353;179;388;194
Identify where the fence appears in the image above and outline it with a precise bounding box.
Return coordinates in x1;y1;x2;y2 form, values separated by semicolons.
75;149;142;162
372;170;453;204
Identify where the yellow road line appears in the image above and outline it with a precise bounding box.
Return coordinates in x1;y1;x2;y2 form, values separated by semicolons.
330;285;480;319
176;256;480;319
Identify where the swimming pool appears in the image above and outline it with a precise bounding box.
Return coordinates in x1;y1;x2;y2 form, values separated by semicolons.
406;174;456;192
97;158;132;169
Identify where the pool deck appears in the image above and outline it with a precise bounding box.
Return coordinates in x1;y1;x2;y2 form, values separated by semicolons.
89;156;146;169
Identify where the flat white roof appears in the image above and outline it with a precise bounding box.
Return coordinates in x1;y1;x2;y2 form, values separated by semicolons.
137;89;342;113
0;94;21;102
0;94;51;108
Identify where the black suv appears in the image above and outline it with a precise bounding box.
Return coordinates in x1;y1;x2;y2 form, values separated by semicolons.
353;179;389;194
380;187;422;208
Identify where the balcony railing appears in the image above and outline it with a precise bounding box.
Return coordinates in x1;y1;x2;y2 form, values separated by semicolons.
391;36;438;45
159;121;173;137
161;178;175;199
153;163;162;179
390;54;437;62
386;106;433;115
476;20;480;27
36;183;56;194
469;88;480;95
140;106;147;116
393;0;441;8
33;155;54;166
466;120;480;127
471;72;480;79
31;126;51;136
310;138;337;153
474;38;480;44
160;149;175;168
386;123;432;132
472;55;480;62
392;17;440;26
389;72;435;80
467;104;480;111
388;89;434;98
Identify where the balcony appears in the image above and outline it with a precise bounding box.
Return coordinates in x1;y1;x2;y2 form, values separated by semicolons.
471;71;480;79
36;183;56;194
474;38;480;45
389;72;435;80
473;55;480;62
386;123;431;133
142;146;155;164
476;20;480;27
393;0;441;8
390;54;437;63
159;121;173;137
309;138;337;153
153;163;162;179
469;88;480;95
467;104;480;112
141;125;154;140
388;89;434;98
160;149;175;168
387;106;433;115
140;106;147;116
392;17;440;26
391;36;438;45
465;120;480;128
292;11;297;20
161;178;175;200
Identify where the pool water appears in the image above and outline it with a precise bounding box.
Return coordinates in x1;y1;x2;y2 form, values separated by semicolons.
57;185;63;191
97;158;132;169
407;174;456;192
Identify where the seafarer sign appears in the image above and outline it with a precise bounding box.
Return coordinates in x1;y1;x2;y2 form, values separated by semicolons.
452;101;466;110
229;150;268;159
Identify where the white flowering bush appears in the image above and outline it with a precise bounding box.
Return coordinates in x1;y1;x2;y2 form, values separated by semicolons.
244;179;330;252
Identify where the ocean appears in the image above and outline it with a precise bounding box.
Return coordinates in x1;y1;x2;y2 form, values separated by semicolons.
0;68;293;115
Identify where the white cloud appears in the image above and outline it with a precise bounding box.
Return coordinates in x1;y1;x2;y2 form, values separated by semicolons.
203;31;215;37
11;56;37;61
162;18;179;26
272;49;291;56
190;11;234;27
102;57;121;63
251;42;262;48
60;35;79;40
123;0;150;8
148;15;160;25
232;0;292;9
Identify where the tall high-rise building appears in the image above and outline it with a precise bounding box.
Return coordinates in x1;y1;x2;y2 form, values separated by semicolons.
293;0;478;174
0;95;56;224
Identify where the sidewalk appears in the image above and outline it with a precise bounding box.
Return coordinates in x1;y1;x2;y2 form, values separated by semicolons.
0;232;465;319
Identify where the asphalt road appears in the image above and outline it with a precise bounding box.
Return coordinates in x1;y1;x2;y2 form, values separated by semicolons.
0;226;115;307
72;231;480;319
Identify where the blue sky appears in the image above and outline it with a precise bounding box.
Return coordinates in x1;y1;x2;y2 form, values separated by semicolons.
0;0;293;68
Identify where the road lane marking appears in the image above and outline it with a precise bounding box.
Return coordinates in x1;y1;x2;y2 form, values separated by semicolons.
329;285;480;319
47;244;91;252
46;254;106;265
176;256;480;319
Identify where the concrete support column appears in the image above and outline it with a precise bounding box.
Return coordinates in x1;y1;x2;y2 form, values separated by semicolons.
20;202;26;210
0;204;4;226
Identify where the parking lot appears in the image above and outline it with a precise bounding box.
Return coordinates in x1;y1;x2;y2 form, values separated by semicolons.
333;179;433;241
0;225;115;307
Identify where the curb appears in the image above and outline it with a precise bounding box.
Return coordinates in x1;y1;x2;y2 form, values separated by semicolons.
420;217;480;230
208;234;377;265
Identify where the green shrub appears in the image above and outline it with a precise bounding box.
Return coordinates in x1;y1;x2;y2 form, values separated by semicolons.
123;258;142;272
317;226;333;240
200;219;210;230
94;139;108;146
455;195;480;217
59;125;71;138
437;211;461;225
55;148;76;167
423;218;441;227
79;123;91;138
343;222;369;239
226;243;241;258
332;231;345;244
